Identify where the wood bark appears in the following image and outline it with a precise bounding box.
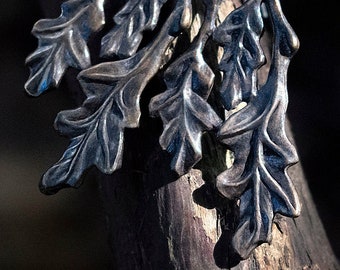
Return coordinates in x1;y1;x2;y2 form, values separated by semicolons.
97;124;340;270
38;0;339;269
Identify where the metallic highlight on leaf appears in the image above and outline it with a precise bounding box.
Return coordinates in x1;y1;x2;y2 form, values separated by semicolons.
25;0;105;96
100;0;168;58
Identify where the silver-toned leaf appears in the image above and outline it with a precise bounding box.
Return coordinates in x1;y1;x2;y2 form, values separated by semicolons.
39;1;186;194
25;0;105;96
149;53;222;175
216;0;301;259
100;0;168;58
149;1;222;176
213;0;264;110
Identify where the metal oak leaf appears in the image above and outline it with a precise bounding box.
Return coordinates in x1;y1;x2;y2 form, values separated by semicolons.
39;2;185;194
149;50;222;175
25;0;105;96
100;0;168;58
216;0;301;259
149;0;222;176
213;0;264;110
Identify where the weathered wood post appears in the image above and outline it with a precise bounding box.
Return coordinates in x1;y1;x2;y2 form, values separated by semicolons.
29;0;339;269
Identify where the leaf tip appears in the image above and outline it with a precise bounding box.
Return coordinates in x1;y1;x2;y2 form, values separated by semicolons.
24;77;51;97
39;175;64;195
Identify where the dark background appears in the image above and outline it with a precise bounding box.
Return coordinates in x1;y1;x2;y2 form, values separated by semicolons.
0;0;338;268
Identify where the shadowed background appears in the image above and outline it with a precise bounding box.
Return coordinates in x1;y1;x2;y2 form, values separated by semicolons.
0;0;338;268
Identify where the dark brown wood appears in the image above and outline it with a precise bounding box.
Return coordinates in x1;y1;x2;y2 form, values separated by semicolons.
37;0;339;269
